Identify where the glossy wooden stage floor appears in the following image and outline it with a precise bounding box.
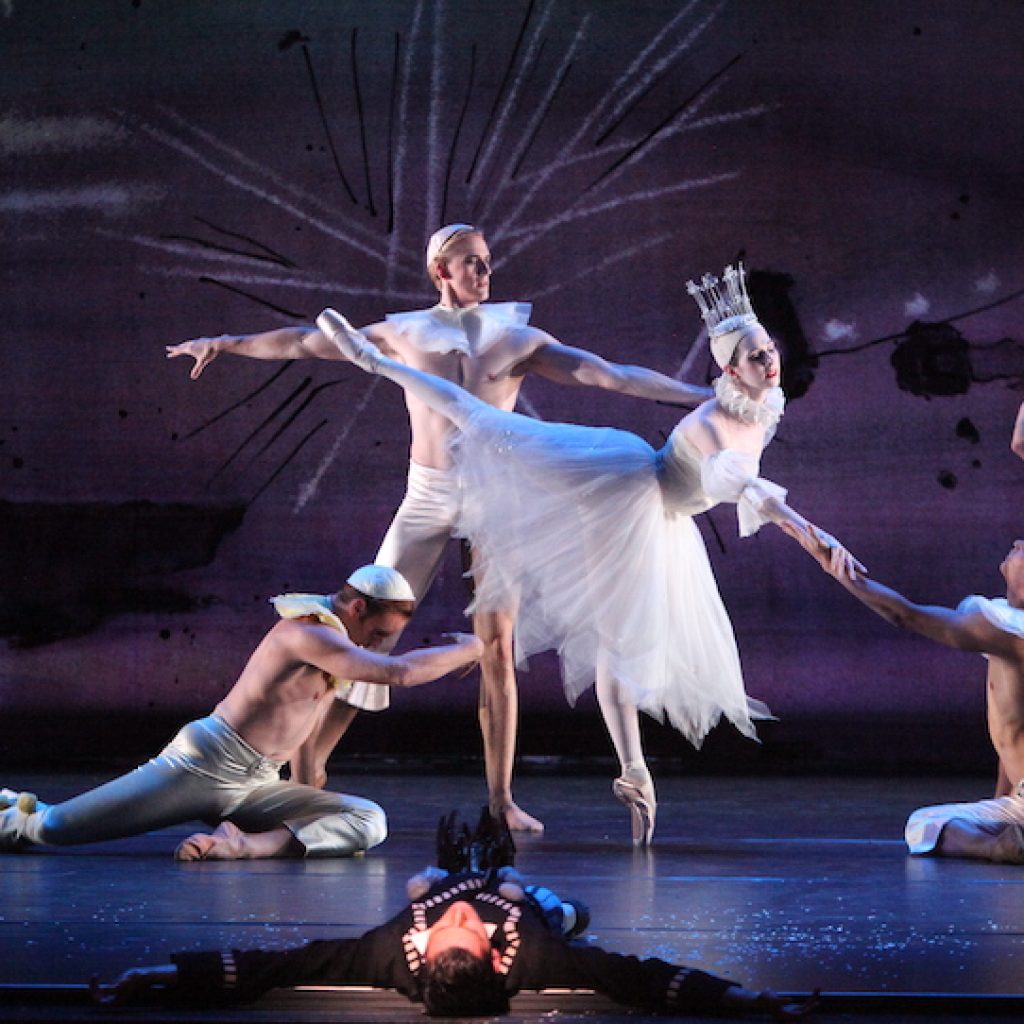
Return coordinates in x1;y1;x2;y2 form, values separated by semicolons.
2;771;1022;1021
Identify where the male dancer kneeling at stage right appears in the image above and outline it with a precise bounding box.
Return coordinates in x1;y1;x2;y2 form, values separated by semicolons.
93;810;818;1019
801;535;1024;863
0;565;483;861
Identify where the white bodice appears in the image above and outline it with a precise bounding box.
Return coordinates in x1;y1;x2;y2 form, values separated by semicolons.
659;424;787;537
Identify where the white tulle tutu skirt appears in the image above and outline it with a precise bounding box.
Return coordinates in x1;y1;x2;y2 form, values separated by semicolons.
452;404;770;747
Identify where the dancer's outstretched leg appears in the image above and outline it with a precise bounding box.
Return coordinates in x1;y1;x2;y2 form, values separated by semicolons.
596;655;656;847
317;309;484;429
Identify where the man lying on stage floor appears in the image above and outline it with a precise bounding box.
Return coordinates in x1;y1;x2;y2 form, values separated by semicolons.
802;535;1024;864
92;810;817;1019
0;565;483;861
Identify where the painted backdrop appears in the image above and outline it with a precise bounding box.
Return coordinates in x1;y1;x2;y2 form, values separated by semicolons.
2;1;1022;763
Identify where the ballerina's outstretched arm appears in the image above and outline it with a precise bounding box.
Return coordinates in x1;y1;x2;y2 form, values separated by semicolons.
316;308;486;430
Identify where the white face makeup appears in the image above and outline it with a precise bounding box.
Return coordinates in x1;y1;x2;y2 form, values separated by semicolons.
727;325;781;397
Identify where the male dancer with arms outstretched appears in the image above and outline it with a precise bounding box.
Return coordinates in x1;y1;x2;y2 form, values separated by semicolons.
0;566;483;860
802;536;1024;863
167;224;711;832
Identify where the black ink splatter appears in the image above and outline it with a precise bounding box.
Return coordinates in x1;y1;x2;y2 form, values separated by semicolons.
937;470;958;490
278;30;310;52
955;417;980;444
890;321;972;398
748;268;817;401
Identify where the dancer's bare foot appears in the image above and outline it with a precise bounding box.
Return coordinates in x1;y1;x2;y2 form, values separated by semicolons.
174;822;300;861
990;824;1024;864
175;821;246;861
493;800;544;834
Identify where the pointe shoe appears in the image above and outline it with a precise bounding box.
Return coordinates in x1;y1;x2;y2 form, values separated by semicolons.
316;309;382;372
612;772;656;847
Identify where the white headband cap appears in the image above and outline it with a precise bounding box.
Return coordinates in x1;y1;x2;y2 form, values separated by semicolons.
346;564;416;603
426;223;477;266
709;320;760;369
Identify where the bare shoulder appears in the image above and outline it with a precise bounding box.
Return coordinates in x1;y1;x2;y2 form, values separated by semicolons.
270;616;351;655
677;401;724;454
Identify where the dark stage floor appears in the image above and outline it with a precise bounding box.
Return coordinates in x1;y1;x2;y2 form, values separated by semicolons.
1;771;1022;1022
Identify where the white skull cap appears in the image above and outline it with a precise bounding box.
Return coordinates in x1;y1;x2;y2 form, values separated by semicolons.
426;223;477;266
346;564;416;603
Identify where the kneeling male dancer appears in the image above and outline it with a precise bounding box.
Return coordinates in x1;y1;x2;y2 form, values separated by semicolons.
0;566;482;861
802;535;1024;863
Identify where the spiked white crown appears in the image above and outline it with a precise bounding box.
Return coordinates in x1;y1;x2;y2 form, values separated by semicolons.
686;262;761;368
686;262;758;337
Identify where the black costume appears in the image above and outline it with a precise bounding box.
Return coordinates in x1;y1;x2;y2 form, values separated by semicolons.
171;870;737;1014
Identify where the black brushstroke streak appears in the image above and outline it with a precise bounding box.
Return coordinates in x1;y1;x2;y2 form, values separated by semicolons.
207;378;313;485
243;380;344;466
473;38;547;208
248;419;329;506
465;0;536;186
937;470;958;490
593;58;676;147
386;32;400;234
704;509;727;555
301;43;358;205
183;363;294;441
442;43;477;223
890;322;972;398
510;52;572;180
817;287;1024;359
350;28;376;217
161;233;291;268
583;52;744;195
194;215;297;267
278;29;310;52
0;500;244;648
748;268;817;402
955;417;980;444
199;276;307;320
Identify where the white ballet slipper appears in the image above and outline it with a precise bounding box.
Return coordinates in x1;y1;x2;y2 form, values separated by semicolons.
612;770;657;847
316;309;382;373
0;803;33;852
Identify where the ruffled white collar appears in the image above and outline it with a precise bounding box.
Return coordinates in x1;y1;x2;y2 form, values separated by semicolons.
385;302;531;357
714;374;785;430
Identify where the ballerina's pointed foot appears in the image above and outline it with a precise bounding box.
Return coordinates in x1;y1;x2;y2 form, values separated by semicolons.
493;800;544;834
316;309;381;373
612;772;656;847
174;820;246;862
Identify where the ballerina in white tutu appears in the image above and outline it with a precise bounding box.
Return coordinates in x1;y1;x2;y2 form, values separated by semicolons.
316;264;858;845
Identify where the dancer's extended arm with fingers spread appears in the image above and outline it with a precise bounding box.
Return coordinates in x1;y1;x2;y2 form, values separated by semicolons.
799;542;1020;658
166;321;394;379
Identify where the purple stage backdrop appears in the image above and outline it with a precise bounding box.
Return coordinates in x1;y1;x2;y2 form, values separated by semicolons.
2;2;1022;756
